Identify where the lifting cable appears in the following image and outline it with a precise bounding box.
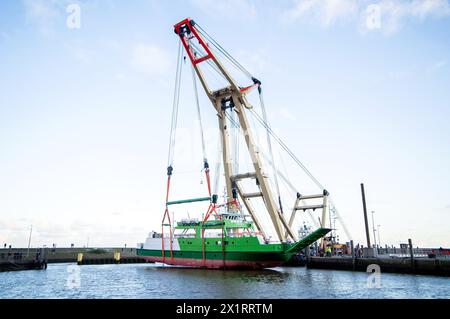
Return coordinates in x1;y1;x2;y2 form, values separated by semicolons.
191;61;212;197
193;23;353;240
251;101;353;238
261;151;319;228
196;28;323;192
190;42;228;83
213;130;222;195
197;23;325;193
162;41;183;261
249;108;325;191
251;107;356;237
258;87;283;214
191;63;207;166
229;109;240;174
196;24;253;80
167;41;184;168
329;199;353;240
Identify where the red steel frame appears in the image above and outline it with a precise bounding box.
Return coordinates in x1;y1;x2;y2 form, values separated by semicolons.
174;18;216;66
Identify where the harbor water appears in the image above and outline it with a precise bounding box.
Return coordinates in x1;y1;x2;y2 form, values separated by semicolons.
0;263;449;299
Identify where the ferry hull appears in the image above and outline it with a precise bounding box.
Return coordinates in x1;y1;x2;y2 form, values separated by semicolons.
137;247;292;269
137;228;331;269
141;255;285;269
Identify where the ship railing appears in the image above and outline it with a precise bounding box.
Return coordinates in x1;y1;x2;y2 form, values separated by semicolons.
174;234;196;238
202;233;227;238
227;232;261;238
0;252;26;261
375;247;449;258
0;249;45;262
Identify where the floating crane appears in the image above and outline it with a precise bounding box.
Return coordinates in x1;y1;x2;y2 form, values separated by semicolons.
137;18;333;269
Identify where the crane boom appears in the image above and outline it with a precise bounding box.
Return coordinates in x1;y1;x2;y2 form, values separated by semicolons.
174;18;290;242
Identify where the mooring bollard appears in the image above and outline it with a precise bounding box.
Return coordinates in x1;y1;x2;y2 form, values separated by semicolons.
114;252;121;264
77;253;83;265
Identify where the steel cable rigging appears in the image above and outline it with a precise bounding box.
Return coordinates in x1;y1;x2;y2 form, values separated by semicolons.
167;41;184;168
170;18;352;242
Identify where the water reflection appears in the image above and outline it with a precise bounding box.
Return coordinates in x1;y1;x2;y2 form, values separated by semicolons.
148;265;289;283
0;263;449;299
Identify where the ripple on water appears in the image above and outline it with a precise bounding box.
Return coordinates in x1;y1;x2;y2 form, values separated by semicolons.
0;263;449;299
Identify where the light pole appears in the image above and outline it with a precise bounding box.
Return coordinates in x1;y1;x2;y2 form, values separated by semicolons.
27;225;33;257
360;184;371;249
371;211;377;248
377;224;381;247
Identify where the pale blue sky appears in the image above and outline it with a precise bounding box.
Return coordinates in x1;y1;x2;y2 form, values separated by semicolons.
0;0;449;248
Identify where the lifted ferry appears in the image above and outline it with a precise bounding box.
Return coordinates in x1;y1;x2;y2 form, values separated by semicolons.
137;18;332;269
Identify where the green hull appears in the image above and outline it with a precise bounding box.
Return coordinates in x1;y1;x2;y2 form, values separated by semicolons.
137;228;331;269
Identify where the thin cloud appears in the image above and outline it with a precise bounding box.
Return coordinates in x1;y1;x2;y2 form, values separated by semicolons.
191;0;257;19
22;0;99;36
374;0;450;34
131;44;171;75
286;0;358;26
410;0;450;18
285;0;450;34
427;59;448;73
23;0;62;36
236;49;269;75
23;0;60;19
